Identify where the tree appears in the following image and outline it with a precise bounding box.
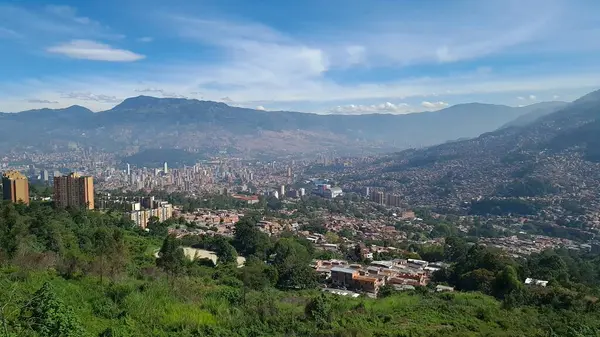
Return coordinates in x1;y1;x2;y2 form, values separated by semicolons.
107;229;128;281
305;294;334;328
459;268;496;293
324;232;340;244
156;235;186;281
527;250;568;282
92;228;116;283
215;238;238;265
240;257;276;291
417;244;444;262
272;238;317;289
493;265;523;299
345;244;363;262
378;284;396;298
444;236;468;263
232;217;271;259
18;282;84;337
147;217;168;237
430;223;454;238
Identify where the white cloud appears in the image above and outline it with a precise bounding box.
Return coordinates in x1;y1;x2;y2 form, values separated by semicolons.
421;101;449;109
0;26;20;39
171;16;329;85
517;95;538;101
138;36;153;42
135;88;186;98
0;4;121;40
255;105;266;111
329;102;414;115
553;95;560;99
45;5;98;26
2;2;600;112
3;66;600;112
26;99;59;104
47;40;145;62
61;92;121;103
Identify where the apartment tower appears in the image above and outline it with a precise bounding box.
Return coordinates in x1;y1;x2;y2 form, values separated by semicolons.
54;172;94;209
2;170;30;205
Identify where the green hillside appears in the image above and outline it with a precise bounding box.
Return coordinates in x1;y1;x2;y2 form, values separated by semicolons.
1;201;600;336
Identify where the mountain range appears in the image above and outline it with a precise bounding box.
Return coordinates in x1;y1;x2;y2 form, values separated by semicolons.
0;96;568;157
346;88;600;211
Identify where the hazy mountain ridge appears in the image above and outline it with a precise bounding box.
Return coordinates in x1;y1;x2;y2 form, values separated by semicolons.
500;101;568;129
349;88;600;209
0;96;563;156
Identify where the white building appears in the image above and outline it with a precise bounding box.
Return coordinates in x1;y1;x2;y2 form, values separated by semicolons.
525;278;548;287
279;185;285;197
324;186;343;199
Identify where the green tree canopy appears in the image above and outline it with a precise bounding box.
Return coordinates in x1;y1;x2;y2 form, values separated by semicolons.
18;282;84;337
156;235;186;280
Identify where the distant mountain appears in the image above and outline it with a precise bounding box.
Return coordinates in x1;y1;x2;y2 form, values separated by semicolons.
122;148;206;168
350;88;600;212
0;96;555;156
500;101;568;129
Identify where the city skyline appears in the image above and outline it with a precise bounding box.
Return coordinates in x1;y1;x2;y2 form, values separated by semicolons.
1;0;600;113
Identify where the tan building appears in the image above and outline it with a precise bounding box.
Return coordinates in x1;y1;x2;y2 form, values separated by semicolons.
2;170;30;205
54;173;94;209
385;193;402;207
330;266;384;294
370;191;384;204
128;203;173;229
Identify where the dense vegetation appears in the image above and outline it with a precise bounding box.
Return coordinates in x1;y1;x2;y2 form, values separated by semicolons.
495;177;557;197
469;198;545;216
2;201;600;336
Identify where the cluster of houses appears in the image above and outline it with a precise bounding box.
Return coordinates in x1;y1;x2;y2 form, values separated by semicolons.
313;258;449;296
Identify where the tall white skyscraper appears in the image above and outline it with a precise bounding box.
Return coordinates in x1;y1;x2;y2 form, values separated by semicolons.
279;184;285;197
126;163;131;176
163;162;168;174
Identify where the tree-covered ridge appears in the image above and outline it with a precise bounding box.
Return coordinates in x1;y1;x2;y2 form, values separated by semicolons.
1;201;600;336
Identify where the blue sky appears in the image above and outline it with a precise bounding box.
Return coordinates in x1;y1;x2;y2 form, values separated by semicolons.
1;0;600;113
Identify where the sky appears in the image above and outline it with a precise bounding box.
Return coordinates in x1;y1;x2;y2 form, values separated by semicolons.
1;0;600;114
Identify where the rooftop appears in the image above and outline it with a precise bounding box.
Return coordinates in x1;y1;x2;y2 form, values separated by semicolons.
331;266;358;274
2;170;27;180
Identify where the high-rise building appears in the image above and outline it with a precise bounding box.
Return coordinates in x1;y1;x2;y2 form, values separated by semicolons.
370;191;384;205
287;167;292;177
279;185;286;198
2;170;30;205
41;170;49;184
126;163;131;176
52;170;62;179
163;162;168;174
385;193;402;207
54;173;94;209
